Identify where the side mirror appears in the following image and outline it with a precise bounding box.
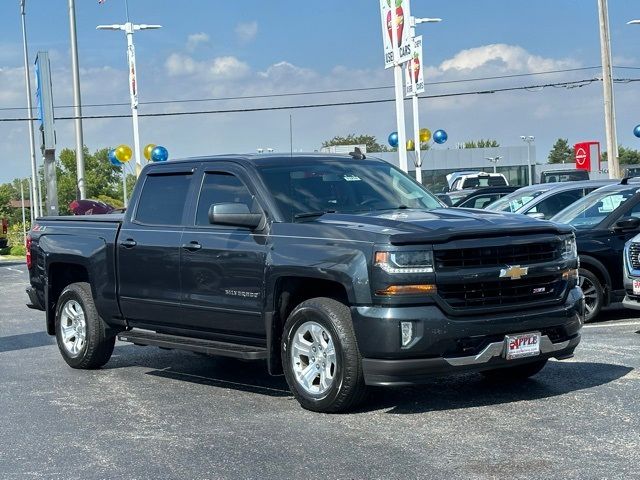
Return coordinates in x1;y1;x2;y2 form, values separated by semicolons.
208;203;264;229
442;186;450;193
526;212;546;220
614;217;640;232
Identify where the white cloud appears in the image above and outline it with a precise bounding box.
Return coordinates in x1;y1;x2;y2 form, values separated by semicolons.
186;33;210;52
439;44;579;73
165;53;249;79
235;21;258;44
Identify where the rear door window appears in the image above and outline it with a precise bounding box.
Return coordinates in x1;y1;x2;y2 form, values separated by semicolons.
135;173;192;225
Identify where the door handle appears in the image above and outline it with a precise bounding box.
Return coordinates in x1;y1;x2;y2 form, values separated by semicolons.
120;239;137;248
182;241;202;252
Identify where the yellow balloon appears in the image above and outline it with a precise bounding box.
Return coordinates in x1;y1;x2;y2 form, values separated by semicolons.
419;128;432;143
115;145;133;163
143;143;156;161
406;139;415;151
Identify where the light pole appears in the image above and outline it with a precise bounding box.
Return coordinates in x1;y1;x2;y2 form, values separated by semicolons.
409;16;442;185
97;12;161;177
68;0;86;199
485;156;503;174
20;180;27;243
520;135;535;185
19;0;40;219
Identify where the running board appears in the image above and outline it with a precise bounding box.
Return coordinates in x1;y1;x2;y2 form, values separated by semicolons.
117;330;268;360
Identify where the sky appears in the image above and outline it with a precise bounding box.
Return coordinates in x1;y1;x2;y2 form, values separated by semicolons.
1;0;640;184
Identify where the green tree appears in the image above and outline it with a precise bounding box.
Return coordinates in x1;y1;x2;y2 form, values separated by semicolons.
0;183;15;220
548;138;574;164
53;147;138;214
463;139;500;148
602;146;640;165
322;134;389;153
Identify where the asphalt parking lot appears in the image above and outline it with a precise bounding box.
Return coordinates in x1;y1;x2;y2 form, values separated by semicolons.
0;261;638;480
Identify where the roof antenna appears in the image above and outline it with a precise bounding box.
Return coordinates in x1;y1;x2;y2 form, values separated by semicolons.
349;147;366;160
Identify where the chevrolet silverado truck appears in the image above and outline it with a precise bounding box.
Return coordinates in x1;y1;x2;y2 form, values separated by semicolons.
26;154;584;412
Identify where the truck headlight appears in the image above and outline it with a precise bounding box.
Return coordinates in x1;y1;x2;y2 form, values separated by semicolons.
374;251;434;274
562;236;577;260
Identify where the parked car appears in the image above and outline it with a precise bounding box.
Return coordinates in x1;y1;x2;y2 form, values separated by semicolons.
26;154;583;413
540;169;590;183
552;180;640;321
0;218;7;249
486;180;615;220
445;171;509;192
69;199;115;215
438;186;519;208
622;234;640;310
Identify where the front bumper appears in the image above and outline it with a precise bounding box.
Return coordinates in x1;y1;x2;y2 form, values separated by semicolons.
351;286;584;386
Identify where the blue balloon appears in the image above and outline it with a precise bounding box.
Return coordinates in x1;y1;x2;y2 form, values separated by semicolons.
433;129;448;145
151;145;169;162
388;132;399;148
108;149;122;166
634;125;640;139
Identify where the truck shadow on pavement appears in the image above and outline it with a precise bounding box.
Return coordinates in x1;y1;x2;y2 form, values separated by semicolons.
0;331;56;354
107;344;633;412
363;361;634;414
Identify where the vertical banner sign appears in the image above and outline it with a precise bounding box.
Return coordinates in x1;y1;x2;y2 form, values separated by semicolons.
405;35;424;96
128;43;138;107
574;142;593;171
380;0;413;69
34;51;56;153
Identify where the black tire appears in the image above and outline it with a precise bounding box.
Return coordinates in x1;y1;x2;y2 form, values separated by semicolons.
481;359;548;381
579;268;604;323
281;297;367;413
55;282;115;369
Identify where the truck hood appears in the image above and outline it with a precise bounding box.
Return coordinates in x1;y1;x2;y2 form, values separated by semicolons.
315;208;572;244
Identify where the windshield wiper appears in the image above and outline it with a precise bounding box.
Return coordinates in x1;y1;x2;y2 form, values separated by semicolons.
294;210;337;220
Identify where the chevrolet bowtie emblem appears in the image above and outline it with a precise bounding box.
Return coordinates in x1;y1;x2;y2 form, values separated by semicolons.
499;265;529;280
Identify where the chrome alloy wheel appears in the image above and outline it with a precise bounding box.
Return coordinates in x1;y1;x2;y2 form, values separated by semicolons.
578;274;598;318
59;299;87;357
290;321;337;396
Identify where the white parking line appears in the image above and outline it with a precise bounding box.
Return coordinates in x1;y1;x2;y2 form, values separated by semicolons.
2;267;23;273
584;321;640;329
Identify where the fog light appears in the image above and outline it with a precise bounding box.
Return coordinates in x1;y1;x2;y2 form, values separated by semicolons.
401;321;414;347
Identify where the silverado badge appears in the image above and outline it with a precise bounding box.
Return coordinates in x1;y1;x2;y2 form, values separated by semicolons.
499;265;529;280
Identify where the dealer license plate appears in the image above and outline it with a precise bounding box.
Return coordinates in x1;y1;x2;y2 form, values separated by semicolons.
504;332;541;360
633;280;640;295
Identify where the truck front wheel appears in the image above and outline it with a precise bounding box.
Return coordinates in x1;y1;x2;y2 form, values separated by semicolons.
54;282;115;369
282;298;367;413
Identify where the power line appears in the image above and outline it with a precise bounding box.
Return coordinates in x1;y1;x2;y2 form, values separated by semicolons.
2;77;638;123
0;65;611;113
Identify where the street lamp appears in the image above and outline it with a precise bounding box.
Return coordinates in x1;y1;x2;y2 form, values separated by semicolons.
97;18;161;177
627;20;640;24
408;16;442;185
520;135;535;185
19;0;40;218
485;156;503;174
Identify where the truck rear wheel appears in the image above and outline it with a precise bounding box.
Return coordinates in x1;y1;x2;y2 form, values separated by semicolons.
481;359;548;381
282;297;367;413
55;282;115;369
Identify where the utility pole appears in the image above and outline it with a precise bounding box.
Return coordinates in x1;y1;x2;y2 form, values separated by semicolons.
20;181;27;243
19;0;40;218
598;0;620;179
68;0;86;198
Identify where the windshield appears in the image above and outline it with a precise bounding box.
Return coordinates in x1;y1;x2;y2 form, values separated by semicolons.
461;176;507;189
486;188;548;213
258;160;442;221
552;186;640;228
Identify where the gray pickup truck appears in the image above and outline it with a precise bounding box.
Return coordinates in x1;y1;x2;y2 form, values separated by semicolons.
26;154;584;412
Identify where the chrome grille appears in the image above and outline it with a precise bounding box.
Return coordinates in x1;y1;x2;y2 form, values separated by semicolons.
629;243;640;270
